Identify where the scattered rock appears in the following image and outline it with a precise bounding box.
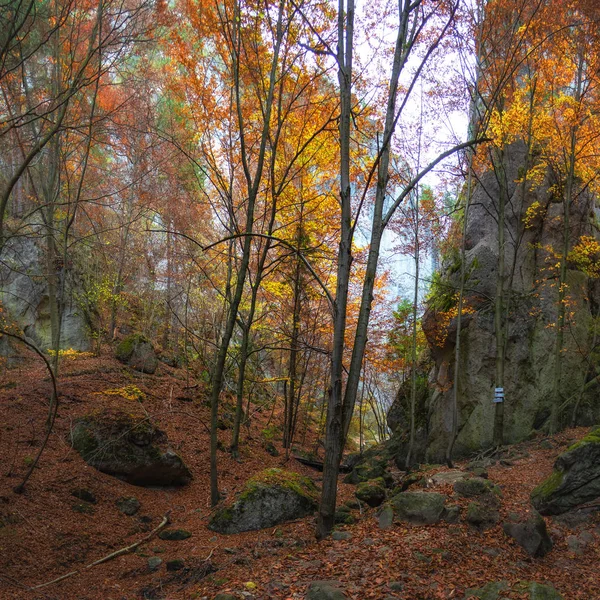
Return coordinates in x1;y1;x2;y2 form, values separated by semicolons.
70;488;97;504
331;531;352;541
443;504;460;523
72;502;94;515
209;469;318;534
466;502;499;528
378;504;394;530
147;557;162;571
454;477;501;498
334;509;355;525
566;535;584;555
166;558;185;571
531;427;600;515
158;529;192;541
115;334;158;374
355;478;386;507
264;442;279;457
388;582;404;591
503;512;552;557
305;580;347;600
465;581;509;599
69;409;192;487
214;594;237;600
117;496;140;516
389;491;446;525
344;499;361;510
430;471;468;485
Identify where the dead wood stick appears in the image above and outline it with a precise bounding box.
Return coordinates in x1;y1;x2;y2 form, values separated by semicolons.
30;512;170;590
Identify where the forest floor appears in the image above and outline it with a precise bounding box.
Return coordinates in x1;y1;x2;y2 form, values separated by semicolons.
0;351;598;600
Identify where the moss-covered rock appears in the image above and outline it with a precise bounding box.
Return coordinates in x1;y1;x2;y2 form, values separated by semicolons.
69;409;191;487
389;491;446;525
454;477;501;498
503;512;552;557
531;426;600;514
465;501;499;528
208;468;318;534
115;334;158;374
355;478;386;508
465;581;562;600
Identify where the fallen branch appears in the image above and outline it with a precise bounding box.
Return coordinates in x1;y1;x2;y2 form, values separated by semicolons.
30;512;171;590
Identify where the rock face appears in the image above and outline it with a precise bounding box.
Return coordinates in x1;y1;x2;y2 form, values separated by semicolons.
503;512;553;557
0;232;90;352
70;409;192;486
531;427;600;514
115;334;158;374
208;468;318;534
387;141;600;463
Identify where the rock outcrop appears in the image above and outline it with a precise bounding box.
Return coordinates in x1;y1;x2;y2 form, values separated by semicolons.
0;232;90;352
70;409;192;486
387;141;600;463
531;426;600;514
208;468;318;534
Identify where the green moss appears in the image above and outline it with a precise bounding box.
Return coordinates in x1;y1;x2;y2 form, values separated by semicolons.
531;470;564;502
115;333;149;362
242;468;317;501
564;426;600;452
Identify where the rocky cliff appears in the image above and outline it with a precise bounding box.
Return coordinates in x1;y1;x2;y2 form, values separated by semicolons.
389;142;600;462
0;231;90;352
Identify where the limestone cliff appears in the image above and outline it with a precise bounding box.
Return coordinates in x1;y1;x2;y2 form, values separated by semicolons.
389;143;600;462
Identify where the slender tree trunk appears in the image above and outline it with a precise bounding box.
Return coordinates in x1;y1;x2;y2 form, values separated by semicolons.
549;57;582;434
405;192;420;469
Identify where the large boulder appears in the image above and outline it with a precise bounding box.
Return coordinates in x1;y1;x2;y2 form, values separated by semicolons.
388;491;447;525
70;409;191;486
115;334;158;374
503;512;553;557
355;478;386;507
531;427;600;514
208;469;318;534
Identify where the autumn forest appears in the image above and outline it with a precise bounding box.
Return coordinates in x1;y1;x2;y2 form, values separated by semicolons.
1;0;600;598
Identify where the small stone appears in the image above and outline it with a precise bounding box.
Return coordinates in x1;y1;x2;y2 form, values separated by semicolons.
466;502;499;528
378;505;394;530
579;530;594;544
389;582;404;591
214;594;237;600
147;557;162;571
331;531;352;541
306;580;347;600
158;528;192;541
116;496;141;516
443;504;460;523
71;488;97;504
362;538;376;546
566;535;584;555
72;502;94;514
166;558;185;571
454;477;501;498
